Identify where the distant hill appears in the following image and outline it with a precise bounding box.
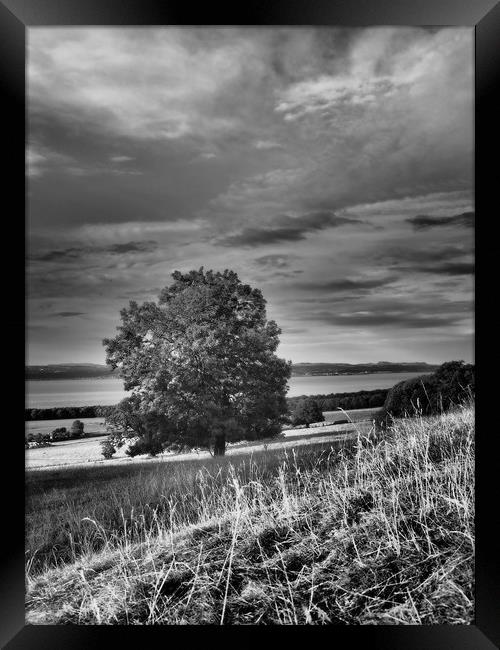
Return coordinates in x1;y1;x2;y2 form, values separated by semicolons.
26;361;438;381
291;362;438;376
26;364;119;380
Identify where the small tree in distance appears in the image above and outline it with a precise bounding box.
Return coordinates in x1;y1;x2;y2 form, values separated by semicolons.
291;398;324;428
100;438;116;459
103;268;291;457
70;420;84;438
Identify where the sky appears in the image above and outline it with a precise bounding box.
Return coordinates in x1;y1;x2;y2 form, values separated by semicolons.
27;27;474;366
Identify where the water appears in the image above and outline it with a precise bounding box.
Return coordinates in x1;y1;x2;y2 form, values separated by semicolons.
26;372;426;409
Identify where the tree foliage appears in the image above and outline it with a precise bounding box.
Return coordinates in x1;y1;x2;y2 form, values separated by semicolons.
378;361;475;425
70;420;84;437
100;438;116;459
287;388;387;413
290;398;325;428
103;268;291;456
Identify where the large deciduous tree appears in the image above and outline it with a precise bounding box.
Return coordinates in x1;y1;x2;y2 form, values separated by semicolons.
103;268;291;456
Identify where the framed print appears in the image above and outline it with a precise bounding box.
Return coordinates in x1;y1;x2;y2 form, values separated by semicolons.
1;0;498;646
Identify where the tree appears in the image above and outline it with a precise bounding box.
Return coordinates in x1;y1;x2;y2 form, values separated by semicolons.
50;427;68;441
70;420;85;438
103;268;291;456
100;438;116;459
291;398;324;428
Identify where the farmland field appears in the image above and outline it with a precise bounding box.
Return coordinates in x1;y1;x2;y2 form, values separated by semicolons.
25;417;108;438
25;422;372;470
25;408;379;470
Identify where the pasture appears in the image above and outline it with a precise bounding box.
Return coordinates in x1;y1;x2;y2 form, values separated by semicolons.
25;407;379;470
25;417;108;438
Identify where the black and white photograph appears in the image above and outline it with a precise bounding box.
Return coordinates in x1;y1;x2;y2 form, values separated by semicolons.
25;25;476;626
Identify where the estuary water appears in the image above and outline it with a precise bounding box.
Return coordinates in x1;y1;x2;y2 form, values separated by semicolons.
26;372;425;409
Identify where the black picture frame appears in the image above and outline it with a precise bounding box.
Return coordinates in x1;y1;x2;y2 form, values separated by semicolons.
2;0;498;647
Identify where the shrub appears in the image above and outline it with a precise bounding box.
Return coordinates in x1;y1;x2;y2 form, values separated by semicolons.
379;361;474;426
126;435;164;458
100;438;116;459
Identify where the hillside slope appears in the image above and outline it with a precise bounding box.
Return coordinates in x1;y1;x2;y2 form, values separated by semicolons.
26;405;474;625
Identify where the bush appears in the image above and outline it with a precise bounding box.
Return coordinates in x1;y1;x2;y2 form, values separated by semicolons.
379;361;474;426
100;439;116;459
126;435;164;458
50;427;69;441
291;398;325;428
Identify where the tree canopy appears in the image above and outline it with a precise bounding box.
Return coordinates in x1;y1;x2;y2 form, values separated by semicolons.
103;268;291;456
290;398;325;428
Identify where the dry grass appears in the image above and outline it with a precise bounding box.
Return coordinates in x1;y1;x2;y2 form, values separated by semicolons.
26;404;474;625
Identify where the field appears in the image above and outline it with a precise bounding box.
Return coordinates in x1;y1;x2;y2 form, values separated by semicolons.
25;408;379;470
26;404;474;625
25;417;108;438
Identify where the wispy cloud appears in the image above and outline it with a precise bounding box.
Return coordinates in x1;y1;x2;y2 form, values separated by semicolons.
254;254;291;268
406;211;474;230
216;211;361;247
31;240;157;262
398;262;474;276
297;276;397;295
110;155;134;163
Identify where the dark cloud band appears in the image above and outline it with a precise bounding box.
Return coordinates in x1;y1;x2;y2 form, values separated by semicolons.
406;211;474;230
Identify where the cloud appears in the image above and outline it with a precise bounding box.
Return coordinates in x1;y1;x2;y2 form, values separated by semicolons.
297;276;396;295
28;29;268;141
26;27;474;365
313;310;465;329
216;211;360;247
26;144;72;178
383;243;472;264
300;294;473;330
110;155;134;163
401;262;475;276
253;140;283;150
406;211;475;230
32;240;158;262
52;311;86;317
380;244;474;277
28;144;142;179
269;28;473;212
254;254;290;268
106;241;157;254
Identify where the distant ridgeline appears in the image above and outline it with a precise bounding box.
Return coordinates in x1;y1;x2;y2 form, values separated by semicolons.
25;390;389;421
291;362;438;376
26;364;119;380
26;361;438;381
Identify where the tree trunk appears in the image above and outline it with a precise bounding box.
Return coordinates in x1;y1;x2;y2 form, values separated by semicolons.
213;433;226;456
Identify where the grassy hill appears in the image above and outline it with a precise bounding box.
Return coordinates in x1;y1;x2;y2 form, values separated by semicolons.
26;404;474;625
